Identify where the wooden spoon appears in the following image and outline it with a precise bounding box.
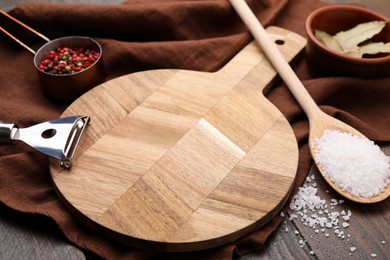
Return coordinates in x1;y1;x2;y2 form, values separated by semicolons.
229;0;390;203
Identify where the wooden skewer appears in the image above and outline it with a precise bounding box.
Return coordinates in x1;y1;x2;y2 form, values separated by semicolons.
0;9;50;42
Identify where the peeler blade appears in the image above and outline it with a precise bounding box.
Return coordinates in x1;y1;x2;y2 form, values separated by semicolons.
10;116;90;169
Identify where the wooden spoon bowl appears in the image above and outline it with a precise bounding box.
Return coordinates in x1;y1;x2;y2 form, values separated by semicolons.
309;109;390;203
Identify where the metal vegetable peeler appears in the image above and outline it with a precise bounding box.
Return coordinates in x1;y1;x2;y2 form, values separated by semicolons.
0;116;90;169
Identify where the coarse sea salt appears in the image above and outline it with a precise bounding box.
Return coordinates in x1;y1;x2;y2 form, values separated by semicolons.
284;175;387;257
286;175;354;256
315;130;390;198
289;175;352;235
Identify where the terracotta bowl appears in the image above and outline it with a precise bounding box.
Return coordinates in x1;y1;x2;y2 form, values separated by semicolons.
305;5;390;77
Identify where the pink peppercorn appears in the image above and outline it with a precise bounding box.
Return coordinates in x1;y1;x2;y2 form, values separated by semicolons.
38;46;100;75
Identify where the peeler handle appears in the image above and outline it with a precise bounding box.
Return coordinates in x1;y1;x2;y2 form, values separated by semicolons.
0;123;17;144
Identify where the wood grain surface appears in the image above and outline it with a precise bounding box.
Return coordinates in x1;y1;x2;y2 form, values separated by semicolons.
2;1;389;260
49;26;305;252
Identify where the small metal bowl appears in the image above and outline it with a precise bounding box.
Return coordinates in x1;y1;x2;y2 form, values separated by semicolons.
305;5;390;77
33;36;105;102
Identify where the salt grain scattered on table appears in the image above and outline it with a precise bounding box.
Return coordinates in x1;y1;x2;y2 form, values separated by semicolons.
283;173;388;257
315;130;390;197
286;174;354;255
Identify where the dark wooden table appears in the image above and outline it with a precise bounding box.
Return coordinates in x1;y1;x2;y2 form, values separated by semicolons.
1;1;389;259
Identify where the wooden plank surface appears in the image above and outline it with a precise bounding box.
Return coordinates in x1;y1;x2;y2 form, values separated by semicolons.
50;26;304;252
0;204;86;260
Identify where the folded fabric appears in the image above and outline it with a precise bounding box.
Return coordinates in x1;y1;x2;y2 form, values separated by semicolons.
0;0;389;259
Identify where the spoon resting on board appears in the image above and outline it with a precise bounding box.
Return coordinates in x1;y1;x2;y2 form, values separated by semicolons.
229;0;390;203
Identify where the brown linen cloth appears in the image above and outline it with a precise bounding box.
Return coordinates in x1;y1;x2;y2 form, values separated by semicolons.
1;0;389;259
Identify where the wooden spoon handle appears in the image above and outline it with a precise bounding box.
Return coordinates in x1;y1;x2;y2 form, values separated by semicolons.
229;0;319;119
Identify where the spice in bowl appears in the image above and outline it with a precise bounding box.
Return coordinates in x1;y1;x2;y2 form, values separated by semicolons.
33;36;104;101
38;47;100;75
305;5;390;77
314;20;390;58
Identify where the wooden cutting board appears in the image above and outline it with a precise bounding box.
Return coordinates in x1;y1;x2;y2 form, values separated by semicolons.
50;26;305;252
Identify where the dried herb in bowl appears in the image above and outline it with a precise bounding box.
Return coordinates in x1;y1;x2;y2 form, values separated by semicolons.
315;20;390;58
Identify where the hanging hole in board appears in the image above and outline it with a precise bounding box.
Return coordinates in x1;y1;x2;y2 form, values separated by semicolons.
275;39;285;45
